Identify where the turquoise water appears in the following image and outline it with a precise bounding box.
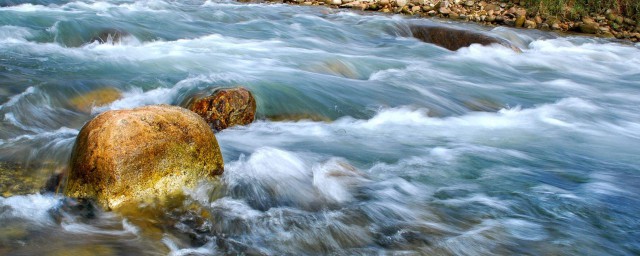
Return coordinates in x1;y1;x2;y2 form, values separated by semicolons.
1;0;640;255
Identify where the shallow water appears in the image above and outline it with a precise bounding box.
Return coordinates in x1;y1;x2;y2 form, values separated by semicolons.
1;0;640;255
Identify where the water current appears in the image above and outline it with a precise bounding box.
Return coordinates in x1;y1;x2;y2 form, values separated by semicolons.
1;0;639;255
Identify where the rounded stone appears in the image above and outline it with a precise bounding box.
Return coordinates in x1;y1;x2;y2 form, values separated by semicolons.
64;105;224;211
186;87;257;132
68;87;122;113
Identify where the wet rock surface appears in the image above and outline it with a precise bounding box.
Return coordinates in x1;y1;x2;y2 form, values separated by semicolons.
64;104;224;211
185;87;257;132
409;24;522;52
68;87;122;113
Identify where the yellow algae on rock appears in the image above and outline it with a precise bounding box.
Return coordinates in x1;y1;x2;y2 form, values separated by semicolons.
64;105;224;211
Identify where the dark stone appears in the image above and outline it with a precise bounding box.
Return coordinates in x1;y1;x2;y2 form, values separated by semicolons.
409;24;522;52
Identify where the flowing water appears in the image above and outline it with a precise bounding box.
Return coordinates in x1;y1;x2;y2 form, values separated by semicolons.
1;0;640;255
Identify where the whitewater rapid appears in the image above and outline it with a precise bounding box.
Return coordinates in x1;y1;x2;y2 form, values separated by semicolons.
1;0;640;255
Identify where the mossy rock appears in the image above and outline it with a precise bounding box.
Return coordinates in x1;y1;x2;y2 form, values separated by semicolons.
64;105;224;211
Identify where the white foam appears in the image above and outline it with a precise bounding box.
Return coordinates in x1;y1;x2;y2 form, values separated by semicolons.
583;172;631;196
223;147;317;206
0;3;73;13
1;126;77;144
164;237;216;256
312;158;367;204
435;193;511;211
61;221;138;236
209;198;262;220
503;219;548;241
0;25;34;42
0;86;36;110
93;73;245;113
0;194;60;225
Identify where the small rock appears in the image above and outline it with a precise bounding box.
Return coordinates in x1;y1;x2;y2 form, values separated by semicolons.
433;0;442;9
401;5;412;14
186;87;257;132
439;7;450;14
540;23;550;30
395;0;407;7
615;16;624;25
525;20;536;29
515;15;526;28
484;3;499;11
464;0;473;7
379;0;389;4
535;15;542;25
599;26;611;32
504;19;516;27
422;5;432;12
579;22;599;34
582;17;595;24
411;5;421;12
624;18;636;26
486;15;496;22
551;22;561;30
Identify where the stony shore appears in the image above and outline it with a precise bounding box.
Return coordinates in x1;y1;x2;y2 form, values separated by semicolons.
258;0;640;42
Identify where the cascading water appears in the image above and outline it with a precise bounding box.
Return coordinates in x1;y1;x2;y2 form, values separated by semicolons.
1;0;639;255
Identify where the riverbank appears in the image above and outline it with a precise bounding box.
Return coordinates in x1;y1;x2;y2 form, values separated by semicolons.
262;0;640;42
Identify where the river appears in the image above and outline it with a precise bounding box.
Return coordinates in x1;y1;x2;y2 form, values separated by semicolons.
1;0;639;255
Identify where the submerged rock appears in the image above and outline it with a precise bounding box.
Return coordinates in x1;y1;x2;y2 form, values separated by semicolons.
0;162;56;197
89;29;129;45
185;87;256;132
266;113;332;122
462;98;505;112
68;87;122;113
308;59;360;79
64;105;224;211
409;25;522;52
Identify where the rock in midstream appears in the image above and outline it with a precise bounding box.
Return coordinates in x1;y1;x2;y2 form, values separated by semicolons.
64;105;224;211
409;24;522;52
184;87;257;132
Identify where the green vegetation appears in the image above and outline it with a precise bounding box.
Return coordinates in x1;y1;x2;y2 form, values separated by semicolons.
523;0;640;20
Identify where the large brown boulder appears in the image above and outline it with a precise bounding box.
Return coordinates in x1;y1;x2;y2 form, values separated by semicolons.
185;87;256;132
409;25;522;52
64;105;224;211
